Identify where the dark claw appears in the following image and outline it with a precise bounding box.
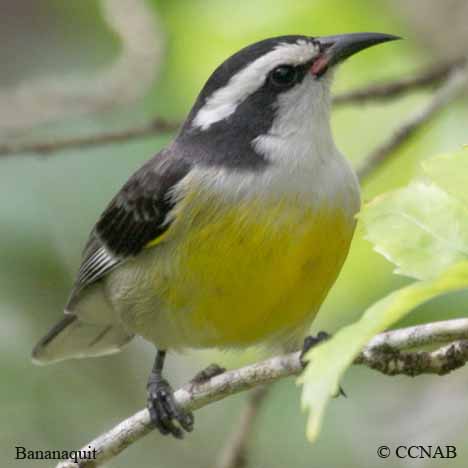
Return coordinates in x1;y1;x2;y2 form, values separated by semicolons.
155;387;184;438
300;331;331;366
337;386;347;398
190;363;226;385
148;388;171;435
161;388;194;432
300;331;348;399
147;377;194;438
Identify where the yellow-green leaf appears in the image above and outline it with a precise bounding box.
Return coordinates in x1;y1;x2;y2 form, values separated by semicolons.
421;149;468;208
360;148;468;281
299;260;468;442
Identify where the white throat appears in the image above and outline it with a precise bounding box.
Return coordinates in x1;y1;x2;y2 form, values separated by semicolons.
253;73;335;171
252;73;360;215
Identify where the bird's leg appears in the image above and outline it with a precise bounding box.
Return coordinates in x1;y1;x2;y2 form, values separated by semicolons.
300;332;347;398
147;350;194;438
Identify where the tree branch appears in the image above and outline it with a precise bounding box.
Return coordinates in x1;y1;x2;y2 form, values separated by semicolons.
0;118;179;158
1;58;466;159
356;340;468;376
356;60;468;182
56;318;468;468
364;317;468;350
333;57;466;106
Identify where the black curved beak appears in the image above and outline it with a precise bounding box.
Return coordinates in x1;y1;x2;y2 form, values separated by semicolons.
311;32;401;76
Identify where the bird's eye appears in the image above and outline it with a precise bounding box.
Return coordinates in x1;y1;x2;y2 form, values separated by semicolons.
269;65;298;88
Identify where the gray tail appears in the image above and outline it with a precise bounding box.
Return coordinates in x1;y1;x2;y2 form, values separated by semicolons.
32;314;134;365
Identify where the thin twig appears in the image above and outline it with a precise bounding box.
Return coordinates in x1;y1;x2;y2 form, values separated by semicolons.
1;59;466;159
0;118;179;158
357;60;468;182
333;57;466;106
214;387;269;468
364;317;468;350
56;318;468;468
356;341;468;377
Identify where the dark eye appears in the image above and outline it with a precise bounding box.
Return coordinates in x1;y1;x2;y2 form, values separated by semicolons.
269;65;298;88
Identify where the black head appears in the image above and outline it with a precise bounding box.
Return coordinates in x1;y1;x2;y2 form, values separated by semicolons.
175;33;399;169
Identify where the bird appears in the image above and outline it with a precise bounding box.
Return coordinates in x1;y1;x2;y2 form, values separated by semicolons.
33;32;399;438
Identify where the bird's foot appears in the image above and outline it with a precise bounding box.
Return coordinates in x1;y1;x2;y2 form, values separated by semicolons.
300;331;331;366
147;374;194;438
300;331;346;398
190;363;226;385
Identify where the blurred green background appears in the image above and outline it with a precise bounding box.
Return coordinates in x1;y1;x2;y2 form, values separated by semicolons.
1;1;467;467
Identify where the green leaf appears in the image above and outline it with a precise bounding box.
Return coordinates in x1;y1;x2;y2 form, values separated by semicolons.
360;148;468;280
299;260;468;442
421;149;468;208
300;148;468;442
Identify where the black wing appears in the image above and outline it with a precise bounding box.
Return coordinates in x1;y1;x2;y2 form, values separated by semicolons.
96;152;191;257
68;149;192;303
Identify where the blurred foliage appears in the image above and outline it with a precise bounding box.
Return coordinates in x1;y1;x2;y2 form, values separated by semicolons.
304;149;468;441
362;149;468;280
302;260;468;442
1;1;467;467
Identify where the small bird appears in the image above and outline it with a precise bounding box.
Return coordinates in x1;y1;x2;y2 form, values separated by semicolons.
33;32;398;438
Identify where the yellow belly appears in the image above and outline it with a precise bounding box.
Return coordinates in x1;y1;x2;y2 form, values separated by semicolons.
119;197;357;350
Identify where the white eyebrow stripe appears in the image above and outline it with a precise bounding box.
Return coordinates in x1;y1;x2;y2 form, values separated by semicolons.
191;40;319;131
